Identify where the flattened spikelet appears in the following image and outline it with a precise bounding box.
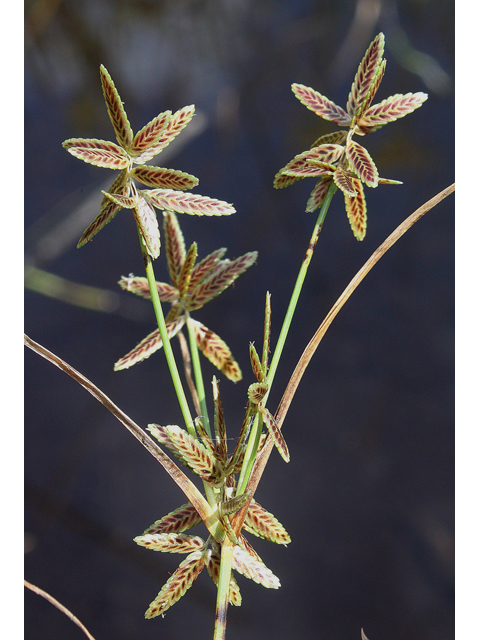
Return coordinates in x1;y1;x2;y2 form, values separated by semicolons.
360;92;428;127
164;212;186;288
130;111;171;157
145;551;205;618
190;319;242;382
306;178;333;213
114;317;185;370
147;189;236;217
133;195;161;259
142;503;202;535
345;179;367;240
118;275;178;302
243;500;291;545
162;424;223;483
133;166;199;190
134;532;205;553
346;33;385;117
63;138;129;169
188;252;257;310
100;65;134;149
333;166;358;197
346;140;378;188
292;83;350;126
232;544;281;589
134;105;195;164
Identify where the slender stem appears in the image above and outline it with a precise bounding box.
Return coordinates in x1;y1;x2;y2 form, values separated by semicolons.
142;246;219;509
266;179;336;389
236;180;337;496
213;541;235;640
186;315;212;438
140;236;196;438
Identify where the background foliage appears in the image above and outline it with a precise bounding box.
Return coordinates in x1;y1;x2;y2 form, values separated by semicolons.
25;1;454;639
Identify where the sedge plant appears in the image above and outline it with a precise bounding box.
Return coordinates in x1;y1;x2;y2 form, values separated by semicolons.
25;33;453;640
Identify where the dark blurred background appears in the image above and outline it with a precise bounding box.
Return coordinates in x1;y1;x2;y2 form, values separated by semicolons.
24;1;454;639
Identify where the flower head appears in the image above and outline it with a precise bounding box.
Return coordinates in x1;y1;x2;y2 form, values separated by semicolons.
63;66;235;258
274;33;428;239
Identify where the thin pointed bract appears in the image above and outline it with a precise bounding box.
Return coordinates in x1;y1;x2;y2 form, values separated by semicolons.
275;32;427;239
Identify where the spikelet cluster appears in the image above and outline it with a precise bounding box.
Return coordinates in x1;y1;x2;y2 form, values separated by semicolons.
274;33;428;239
63;66;235;258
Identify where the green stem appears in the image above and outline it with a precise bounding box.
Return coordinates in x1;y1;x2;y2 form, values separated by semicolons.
236;180;337;496
186;315;212;438
139;233;219;509
266;180;337;389
141;244;196;438
213;542;234;640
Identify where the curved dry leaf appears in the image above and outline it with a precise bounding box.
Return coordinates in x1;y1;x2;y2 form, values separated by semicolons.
99;65;133;150
134;532;205;553
133;165;199;190
346;140;379;188
346;33;385;118
147;189;235;217
232;544;281;589
262;292;271;371
292;83;350;126
134;105;195;164
145;551;205;619
118;275;178;302
63;138;130;169
306;178;334;213
130;111;171;157
345;178;367;240
189;319;242;382
243;499;291;545
114;316;185;370
142;503;202;536
360;92;428;127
